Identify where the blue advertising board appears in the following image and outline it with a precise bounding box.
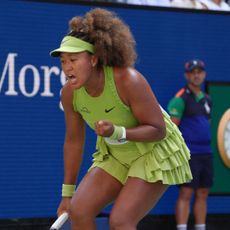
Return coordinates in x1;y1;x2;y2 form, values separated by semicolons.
0;0;230;219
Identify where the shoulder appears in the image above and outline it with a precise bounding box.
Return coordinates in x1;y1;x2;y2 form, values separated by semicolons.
61;81;74;98
61;82;75;109
168;87;186;104
168;96;185;109
114;67;143;80
112;67;155;106
175;87;186;98
167;89;185;118
113;67;151;90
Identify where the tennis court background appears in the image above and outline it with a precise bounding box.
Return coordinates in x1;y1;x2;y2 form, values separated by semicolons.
0;0;230;219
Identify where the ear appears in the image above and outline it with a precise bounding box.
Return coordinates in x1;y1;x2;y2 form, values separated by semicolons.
90;55;98;67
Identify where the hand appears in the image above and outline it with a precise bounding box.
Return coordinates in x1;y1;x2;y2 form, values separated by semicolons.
57;197;71;217
95;120;114;137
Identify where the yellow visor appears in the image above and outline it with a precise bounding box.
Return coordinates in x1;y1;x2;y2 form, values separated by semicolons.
50;36;95;57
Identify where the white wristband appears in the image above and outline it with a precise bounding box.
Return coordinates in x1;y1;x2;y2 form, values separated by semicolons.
105;126;127;145
120;126;126;140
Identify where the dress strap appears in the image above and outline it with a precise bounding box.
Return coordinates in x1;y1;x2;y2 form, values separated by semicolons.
103;66;130;111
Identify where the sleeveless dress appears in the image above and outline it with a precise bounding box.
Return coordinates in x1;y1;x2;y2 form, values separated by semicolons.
73;66;192;185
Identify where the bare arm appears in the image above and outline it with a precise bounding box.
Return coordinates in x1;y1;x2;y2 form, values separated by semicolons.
57;83;85;216
115;67;166;142
61;83;85;185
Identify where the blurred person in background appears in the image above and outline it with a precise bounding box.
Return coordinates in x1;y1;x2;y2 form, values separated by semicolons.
123;0;171;7
171;0;207;9
199;0;230;10
167;60;213;230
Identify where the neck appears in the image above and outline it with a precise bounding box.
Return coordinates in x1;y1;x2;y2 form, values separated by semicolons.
85;68;104;97
188;83;202;95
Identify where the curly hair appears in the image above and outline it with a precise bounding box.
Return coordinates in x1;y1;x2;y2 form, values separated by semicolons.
68;8;137;67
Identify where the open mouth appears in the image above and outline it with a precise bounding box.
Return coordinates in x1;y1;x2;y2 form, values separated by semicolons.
67;75;75;80
66;75;77;83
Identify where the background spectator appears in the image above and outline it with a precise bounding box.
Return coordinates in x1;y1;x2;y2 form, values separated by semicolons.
124;0;171;7
167;60;214;230
171;0;207;9
199;0;230;10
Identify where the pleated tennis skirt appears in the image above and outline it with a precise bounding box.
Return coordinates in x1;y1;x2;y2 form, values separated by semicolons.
90;112;193;185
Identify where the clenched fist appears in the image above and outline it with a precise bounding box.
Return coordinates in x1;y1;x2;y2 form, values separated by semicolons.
94;120;114;137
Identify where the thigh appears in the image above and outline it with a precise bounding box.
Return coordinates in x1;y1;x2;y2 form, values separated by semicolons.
71;167;123;216
111;177;168;223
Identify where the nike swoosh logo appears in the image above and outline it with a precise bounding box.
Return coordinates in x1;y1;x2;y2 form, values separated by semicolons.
105;106;115;113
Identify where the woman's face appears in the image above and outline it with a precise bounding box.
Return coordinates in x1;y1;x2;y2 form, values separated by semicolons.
60;52;94;89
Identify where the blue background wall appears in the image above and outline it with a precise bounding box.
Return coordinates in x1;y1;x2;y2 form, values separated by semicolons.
0;0;230;219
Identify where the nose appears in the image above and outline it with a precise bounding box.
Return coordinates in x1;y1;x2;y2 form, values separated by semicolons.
62;59;74;73
63;65;74;79
65;61;74;72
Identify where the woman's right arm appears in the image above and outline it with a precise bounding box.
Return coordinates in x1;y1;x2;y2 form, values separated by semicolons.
57;83;85;215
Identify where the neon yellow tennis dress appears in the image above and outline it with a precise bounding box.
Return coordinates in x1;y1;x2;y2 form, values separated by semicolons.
73;66;192;185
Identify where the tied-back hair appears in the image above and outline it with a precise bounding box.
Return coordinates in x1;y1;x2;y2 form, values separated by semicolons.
68;8;137;67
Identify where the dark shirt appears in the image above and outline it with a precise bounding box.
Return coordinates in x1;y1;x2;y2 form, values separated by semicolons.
167;86;212;155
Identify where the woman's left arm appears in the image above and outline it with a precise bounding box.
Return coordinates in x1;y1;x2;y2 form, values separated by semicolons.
115;67;166;142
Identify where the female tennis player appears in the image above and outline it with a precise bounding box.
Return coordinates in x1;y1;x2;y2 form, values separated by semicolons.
50;8;192;230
